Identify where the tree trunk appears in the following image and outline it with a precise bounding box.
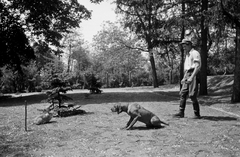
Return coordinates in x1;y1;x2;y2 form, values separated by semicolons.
231;27;240;103
149;50;158;88
67;43;72;73
180;0;185;90
199;0;208;95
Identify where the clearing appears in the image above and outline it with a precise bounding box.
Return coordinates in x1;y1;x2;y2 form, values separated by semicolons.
0;75;240;157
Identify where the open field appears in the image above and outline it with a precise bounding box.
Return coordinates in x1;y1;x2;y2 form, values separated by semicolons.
1;75;240;157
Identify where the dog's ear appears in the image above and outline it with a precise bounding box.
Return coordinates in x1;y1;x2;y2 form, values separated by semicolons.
117;105;122;114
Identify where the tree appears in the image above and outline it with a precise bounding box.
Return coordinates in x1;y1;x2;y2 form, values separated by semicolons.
32;41;56;71
0;2;35;71
61;31;84;72
234;26;240;102
0;0;102;72
179;0;186;89
176;0;209;95
71;42;92;87
10;0;91;46
115;0;211;88
155;44;180;84
92;22;147;87
199;0;209;95
72;46;91;73
220;0;240;102
115;0;168;87
171;0;219;95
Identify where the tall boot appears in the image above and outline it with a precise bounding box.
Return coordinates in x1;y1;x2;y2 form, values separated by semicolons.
193;111;201;119
191;97;201;119
173;109;184;118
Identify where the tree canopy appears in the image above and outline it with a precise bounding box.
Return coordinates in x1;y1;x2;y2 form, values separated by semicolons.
1;0;240;102
0;0;101;71
92;21;148;87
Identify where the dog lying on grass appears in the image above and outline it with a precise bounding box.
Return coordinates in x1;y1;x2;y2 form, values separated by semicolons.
111;103;169;130
34;111;53;125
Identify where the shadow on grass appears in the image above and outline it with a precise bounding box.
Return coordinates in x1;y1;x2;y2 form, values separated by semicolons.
0;94;48;107
128;125;166;130
202;75;233;106
54;110;95;118
0;91;180;107
198;94;232;106
39;121;58;125
207;75;233;91
201;116;238;121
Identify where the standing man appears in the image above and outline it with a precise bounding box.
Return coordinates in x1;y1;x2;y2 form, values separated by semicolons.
173;38;202;119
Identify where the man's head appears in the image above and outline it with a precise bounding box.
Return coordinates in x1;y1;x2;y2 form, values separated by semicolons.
180;39;192;53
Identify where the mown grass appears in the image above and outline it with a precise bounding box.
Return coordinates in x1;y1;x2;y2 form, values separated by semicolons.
1;75;238;157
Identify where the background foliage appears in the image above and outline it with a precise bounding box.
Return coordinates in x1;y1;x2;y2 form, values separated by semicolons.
1;0;240;102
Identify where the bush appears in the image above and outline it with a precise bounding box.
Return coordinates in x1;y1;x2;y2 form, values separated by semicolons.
84;72;102;89
35;86;42;92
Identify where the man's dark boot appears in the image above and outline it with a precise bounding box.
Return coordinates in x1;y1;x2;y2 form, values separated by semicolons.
173;110;184;118
192;112;201;119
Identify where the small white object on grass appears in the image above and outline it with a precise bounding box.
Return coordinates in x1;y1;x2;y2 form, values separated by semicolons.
34;112;53;125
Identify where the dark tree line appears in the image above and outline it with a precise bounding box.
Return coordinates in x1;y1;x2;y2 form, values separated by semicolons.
1;0;240;103
0;0;102;72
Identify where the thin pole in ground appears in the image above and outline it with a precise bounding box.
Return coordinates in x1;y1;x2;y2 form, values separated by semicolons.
25;100;27;131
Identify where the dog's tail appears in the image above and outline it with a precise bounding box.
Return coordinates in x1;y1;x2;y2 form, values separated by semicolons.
160;120;169;126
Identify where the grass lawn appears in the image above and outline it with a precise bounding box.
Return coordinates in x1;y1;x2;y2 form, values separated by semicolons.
1;75;240;157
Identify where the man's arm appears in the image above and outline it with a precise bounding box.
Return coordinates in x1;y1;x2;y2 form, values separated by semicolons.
186;61;200;84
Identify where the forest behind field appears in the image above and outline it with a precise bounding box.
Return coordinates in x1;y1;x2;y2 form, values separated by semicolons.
1;0;240;102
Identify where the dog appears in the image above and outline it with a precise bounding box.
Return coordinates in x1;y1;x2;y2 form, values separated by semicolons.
111;103;168;130
34;110;53;125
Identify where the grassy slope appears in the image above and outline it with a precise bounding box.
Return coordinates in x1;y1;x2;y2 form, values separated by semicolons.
200;75;240;118
207;75;233;95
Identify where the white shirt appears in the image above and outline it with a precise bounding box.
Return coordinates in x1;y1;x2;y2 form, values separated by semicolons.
184;48;201;71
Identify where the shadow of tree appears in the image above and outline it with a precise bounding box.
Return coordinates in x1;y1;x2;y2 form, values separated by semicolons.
47;120;58;124
129;125;166;130
207;75;233;90
55;110;95;118
197;75;233;106
207;75;233;96
201;116;238;121
198;94;232;106
0;91;180;107
0;94;48;107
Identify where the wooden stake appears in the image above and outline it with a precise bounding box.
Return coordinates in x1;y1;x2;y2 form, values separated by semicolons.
25;100;27;132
